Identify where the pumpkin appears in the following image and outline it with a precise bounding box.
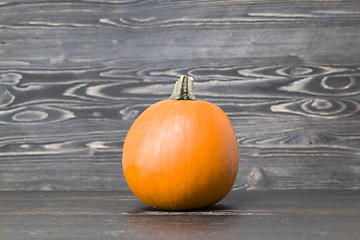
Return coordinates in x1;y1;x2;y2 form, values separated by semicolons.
122;76;239;211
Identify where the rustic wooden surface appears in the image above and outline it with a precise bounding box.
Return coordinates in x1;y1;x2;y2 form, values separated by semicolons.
1;0;360;190
0;190;359;240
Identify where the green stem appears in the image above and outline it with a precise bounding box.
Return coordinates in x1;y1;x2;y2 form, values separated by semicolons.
169;75;197;100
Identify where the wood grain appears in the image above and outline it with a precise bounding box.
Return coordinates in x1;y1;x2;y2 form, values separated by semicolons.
0;190;359;240
0;0;360;190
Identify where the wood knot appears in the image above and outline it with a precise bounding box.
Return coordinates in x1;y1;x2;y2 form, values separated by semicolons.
247;167;270;190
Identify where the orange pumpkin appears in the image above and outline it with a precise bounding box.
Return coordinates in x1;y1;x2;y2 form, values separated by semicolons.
122;76;239;211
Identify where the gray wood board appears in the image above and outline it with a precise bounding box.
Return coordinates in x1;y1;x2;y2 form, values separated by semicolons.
1;0;360;190
0;190;359;240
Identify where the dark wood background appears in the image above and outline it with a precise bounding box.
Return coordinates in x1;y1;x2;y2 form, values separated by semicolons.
1;0;360;191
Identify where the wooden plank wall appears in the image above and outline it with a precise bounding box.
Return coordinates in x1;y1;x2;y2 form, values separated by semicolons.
0;0;360;190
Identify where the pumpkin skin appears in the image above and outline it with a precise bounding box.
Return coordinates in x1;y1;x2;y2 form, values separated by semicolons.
122;78;239;211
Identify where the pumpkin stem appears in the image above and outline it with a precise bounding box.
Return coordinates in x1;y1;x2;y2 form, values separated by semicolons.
169;75;197;100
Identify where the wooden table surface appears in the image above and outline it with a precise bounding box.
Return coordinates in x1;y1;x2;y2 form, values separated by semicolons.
1;190;359;240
